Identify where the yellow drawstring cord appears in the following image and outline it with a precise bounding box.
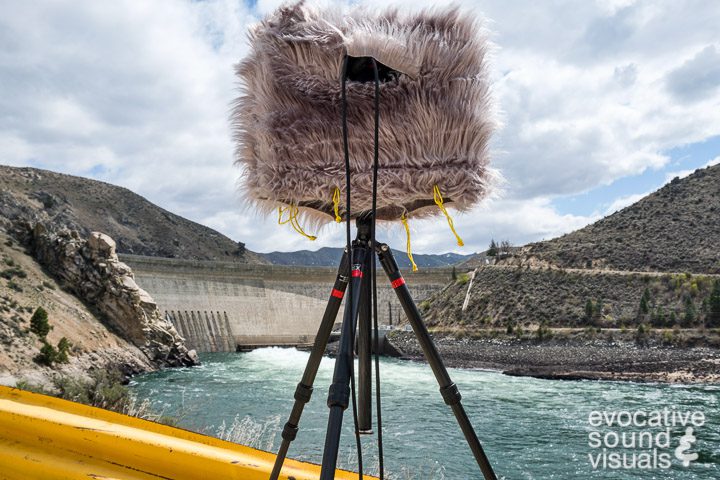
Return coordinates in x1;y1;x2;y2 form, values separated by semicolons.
278;206;317;241
400;212;418;272
332;187;342;223
433;185;464;247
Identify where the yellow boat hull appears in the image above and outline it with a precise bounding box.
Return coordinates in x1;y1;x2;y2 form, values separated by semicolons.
0;385;372;480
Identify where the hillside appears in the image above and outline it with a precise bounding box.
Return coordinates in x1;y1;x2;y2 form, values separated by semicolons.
264;247;472;268
512;164;720;274
0;232;154;386
0;165;266;263
422;165;720;333
422;266;720;331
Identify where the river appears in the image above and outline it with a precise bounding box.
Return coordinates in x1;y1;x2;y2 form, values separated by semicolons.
129;348;719;479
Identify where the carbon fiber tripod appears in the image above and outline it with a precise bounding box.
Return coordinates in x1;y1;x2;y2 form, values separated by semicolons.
269;215;497;480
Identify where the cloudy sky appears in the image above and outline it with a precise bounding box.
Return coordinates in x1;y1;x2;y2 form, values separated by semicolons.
1;0;719;254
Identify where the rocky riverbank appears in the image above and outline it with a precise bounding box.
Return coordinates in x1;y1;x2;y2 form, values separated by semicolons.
386;330;720;383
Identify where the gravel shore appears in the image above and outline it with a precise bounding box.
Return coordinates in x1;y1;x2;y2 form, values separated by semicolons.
386;331;720;383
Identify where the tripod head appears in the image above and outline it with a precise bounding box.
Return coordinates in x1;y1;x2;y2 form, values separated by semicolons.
354;212;373;245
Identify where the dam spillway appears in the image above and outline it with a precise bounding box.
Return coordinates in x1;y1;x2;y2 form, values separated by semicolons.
120;254;453;352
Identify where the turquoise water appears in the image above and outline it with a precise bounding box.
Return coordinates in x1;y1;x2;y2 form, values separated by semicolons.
129;349;719;479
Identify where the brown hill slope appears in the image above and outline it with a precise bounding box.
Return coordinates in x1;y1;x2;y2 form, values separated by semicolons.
423;165;720;334
509;164;720;274
0;165;266;263
422;266;720;331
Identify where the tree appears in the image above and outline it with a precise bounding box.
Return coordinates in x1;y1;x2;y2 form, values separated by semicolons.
594;298;604;322
35;342;58;366
57;337;72;363
652;306;665;328
639;288;650;316
585;299;594;321
30;307;51;338
683;296;696;327
499;240;512;256
487;239;498;257
451;265;457;281
708;279;720;328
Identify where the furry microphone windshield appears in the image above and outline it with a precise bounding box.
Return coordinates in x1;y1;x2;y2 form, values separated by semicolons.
232;1;495;226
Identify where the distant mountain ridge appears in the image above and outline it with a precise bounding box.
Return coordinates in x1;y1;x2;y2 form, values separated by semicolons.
0;165;267;264
264;247;472;269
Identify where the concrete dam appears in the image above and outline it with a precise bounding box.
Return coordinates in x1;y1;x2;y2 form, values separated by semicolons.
121;254;454;353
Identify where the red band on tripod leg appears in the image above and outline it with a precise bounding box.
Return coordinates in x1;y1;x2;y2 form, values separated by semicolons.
391;277;405;289
352;269;363;278
331;288;344;299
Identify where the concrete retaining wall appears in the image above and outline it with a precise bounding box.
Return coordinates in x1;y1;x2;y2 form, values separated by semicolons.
121;254;453;352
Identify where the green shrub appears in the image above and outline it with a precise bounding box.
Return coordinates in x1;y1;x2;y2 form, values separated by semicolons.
456;273;470;285
683;297;696;327
30;307;51;338
57;337;71;363
35;336;72;366
7;280;23;292
16;372;160;421
42;280;56;290
15;381;47;393
35;341;58;366
652;306;665;327
585;299;594;321
639;288;650;315
536;322;552;340
53;370;132;412
708;279;720;328
487;239;498;257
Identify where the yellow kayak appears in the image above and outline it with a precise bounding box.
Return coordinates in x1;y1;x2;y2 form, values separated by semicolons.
0;385;372;480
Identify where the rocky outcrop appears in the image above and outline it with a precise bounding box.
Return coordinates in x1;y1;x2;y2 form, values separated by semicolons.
26;225;198;368
0;229;159;387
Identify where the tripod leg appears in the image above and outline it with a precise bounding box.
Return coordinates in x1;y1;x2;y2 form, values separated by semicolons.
269;251;350;480
357;251;373;433
377;244;498;480
320;245;368;480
